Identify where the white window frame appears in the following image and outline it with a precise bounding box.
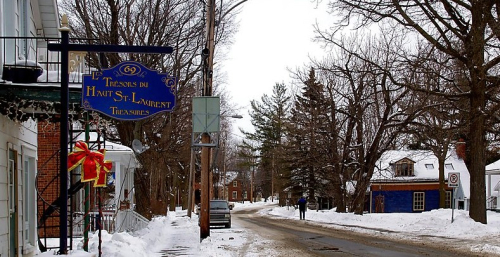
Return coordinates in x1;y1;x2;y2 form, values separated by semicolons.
8;151;15;213
24;159;29;242
232;191;237;200
8;146;18;257
233;181;237;187
22;153;36;249
413;192;425;211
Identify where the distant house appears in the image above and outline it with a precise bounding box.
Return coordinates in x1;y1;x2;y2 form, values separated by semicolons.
369;149;470;213
225;171;251;202
280;185;333;210
486;159;500;210
36;127;143;242
280;186;304;208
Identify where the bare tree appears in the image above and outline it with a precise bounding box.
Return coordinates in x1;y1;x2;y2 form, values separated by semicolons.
60;0;240;216
312;31;428;214
402;44;470;208
326;0;500;223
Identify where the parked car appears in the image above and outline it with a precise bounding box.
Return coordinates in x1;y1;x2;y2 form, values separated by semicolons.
209;200;231;228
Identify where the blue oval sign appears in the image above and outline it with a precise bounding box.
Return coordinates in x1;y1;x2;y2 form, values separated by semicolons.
82;61;177;120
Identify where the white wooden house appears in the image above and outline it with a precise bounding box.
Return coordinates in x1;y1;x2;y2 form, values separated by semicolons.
486;159;500;210
0;117;38;257
72;130;146;234
0;1;59;256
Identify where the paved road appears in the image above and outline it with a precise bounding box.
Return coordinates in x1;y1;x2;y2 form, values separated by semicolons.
232;206;484;257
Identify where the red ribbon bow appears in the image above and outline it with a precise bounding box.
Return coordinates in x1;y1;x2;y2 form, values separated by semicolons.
68;141;113;187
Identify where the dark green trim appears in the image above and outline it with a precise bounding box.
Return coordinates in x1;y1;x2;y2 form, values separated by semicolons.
0;83;81;103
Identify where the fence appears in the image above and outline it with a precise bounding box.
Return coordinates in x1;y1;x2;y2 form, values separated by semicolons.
73;211;115;236
73;209;149;235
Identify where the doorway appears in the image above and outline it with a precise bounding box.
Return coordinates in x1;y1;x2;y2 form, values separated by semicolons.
375;195;385;213
9;148;19;257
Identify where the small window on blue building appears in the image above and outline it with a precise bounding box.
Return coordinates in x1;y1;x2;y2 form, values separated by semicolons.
413;192;425;211
395;159;415;176
425;164;434;169
445;163;454;170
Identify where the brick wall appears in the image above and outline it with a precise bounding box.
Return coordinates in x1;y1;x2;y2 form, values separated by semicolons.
227;179;251;202
37;121;61;237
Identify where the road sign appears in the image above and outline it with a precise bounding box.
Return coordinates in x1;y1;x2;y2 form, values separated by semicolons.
448;172;460;187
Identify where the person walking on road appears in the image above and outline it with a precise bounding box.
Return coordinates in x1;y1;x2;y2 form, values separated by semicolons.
297;197;307;220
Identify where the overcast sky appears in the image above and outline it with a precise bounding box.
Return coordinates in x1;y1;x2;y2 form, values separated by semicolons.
222;0;332;137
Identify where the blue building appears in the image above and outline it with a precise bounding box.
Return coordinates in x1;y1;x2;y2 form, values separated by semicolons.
369;150;470;213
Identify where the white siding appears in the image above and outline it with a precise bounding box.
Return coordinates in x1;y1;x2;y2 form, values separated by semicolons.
0;116;38;257
1;0;53;255
0;118;8;257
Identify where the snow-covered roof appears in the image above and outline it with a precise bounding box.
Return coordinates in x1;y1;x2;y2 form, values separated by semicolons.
487;159;500;174
224;171;239;184
486;159;500;195
372;149;470;197
73;132;139;169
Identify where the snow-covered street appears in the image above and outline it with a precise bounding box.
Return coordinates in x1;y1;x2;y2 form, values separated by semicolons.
38;200;500;256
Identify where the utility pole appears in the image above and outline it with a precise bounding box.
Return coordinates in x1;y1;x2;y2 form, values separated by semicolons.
187;149;195;218
200;0;216;241
199;0;247;240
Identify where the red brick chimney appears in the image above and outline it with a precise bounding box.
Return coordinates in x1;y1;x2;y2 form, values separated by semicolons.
456;138;466;160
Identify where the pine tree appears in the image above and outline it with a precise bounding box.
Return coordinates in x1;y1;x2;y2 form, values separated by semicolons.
288;68;331;203
242;83;291;200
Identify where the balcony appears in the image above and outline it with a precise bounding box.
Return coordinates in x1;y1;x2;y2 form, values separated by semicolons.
0;36;95;121
0;36;95;85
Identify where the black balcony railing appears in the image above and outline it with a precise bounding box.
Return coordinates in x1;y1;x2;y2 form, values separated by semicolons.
0;36;95;84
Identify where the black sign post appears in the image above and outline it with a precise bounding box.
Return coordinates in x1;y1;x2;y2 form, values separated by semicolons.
48;15;173;255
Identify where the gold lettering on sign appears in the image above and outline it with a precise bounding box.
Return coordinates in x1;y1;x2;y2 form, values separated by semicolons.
85;86;115;97
131;92;171;108
110;106;150;116
84;64;175;118
86;86;95;97
103;77;138;87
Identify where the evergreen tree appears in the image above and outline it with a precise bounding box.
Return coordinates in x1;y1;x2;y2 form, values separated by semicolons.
288;68;331;203
242;83;291;200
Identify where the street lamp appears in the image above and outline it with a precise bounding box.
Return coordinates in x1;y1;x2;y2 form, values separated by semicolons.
228;114;243;119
